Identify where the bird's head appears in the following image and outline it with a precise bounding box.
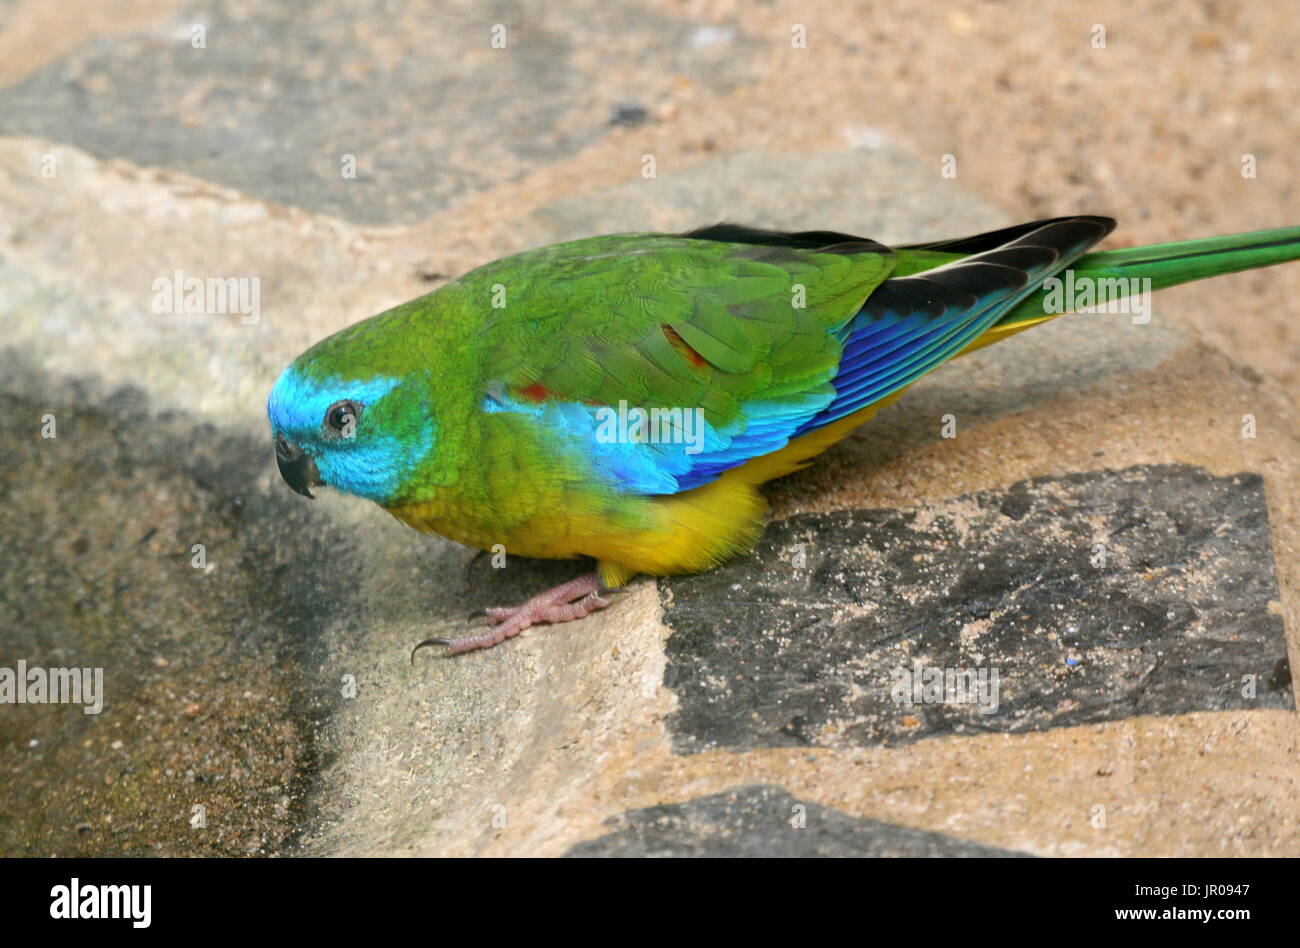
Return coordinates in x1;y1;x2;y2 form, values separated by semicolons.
266;360;435;505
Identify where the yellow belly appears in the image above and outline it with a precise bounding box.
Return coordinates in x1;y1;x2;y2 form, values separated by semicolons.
387;391;906;587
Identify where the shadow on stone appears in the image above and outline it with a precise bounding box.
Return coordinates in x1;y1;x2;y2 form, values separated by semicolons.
564;785;1033;857
0;351;364;855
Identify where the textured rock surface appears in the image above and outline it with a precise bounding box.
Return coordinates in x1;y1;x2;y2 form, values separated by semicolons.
1;370;326;855
0;0;1297;858
662;465;1291;753
0;0;759;225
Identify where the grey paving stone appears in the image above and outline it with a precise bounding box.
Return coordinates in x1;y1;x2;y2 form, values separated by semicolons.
0;0;18;33
565;785;1033;857
661;465;1293;753
0;0;758;224
518;147;1006;246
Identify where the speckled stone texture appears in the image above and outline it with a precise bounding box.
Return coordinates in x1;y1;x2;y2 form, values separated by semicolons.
0;0;758;225
662;465;1291;753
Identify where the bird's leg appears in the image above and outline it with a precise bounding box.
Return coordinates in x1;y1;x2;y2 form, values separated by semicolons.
412;572;616;659
462;549;489;587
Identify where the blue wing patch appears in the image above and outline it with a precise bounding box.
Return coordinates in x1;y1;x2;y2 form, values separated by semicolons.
485;218;1114;496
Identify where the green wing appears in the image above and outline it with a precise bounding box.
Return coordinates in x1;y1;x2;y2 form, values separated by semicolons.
463;232;895;430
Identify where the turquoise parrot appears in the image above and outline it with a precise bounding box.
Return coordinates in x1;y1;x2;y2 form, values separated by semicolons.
266;216;1300;656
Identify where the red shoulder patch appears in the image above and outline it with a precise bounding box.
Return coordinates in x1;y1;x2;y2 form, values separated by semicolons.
518;382;550;402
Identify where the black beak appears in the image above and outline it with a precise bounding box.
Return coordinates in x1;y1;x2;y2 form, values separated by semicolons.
275;436;320;499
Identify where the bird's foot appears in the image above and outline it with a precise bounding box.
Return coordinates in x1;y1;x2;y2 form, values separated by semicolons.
411;572;617;659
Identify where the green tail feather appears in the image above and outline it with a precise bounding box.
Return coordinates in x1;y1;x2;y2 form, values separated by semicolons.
998;225;1300;326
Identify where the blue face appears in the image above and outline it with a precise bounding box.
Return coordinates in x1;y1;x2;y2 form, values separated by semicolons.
266;364;433;504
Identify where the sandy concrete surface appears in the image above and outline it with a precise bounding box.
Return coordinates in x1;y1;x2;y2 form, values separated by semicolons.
0;0;1295;857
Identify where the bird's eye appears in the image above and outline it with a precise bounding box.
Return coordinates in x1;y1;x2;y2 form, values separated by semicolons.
324;400;362;437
